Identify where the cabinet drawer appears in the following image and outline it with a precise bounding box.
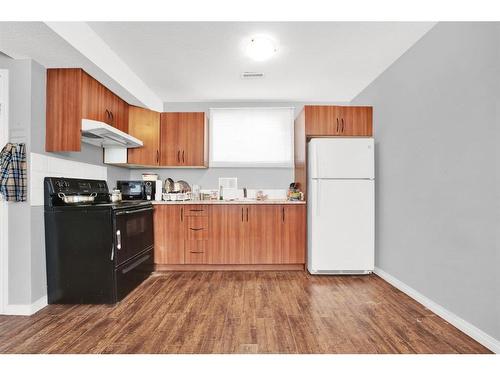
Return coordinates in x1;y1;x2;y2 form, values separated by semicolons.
184;205;209;217
186;216;209;240
185;239;207;253
185;250;205;264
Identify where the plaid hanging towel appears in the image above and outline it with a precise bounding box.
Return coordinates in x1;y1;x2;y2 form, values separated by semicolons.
0;143;27;202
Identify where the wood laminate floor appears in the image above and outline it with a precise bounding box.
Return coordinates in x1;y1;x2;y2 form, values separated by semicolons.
0;272;491;354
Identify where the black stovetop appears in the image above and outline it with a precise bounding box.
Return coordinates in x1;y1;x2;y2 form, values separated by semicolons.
43;177;153;210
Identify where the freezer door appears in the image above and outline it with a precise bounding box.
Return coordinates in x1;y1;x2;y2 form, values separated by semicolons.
309;138;374;179
308;179;374;273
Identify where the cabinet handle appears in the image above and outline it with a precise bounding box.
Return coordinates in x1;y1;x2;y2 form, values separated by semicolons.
336;118;339;133
189;209;204;212
180;207;184;222
241;207;244;222
177;150;180;163
182;150;185;163
282;207;285;223
110;110;114;120
156;150;159;163
246;207;249;222
341;118;345;132
189;251;204;254
189;227;204;231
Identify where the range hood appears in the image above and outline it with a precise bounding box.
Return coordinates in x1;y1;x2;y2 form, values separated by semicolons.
81;119;143;148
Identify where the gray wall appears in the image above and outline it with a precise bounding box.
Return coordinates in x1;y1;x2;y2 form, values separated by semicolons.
2;55;33;305
129;101;346;189
2;55;130;305
351;22;500;341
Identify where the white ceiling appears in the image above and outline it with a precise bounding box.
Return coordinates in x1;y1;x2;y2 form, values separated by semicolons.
0;22;160;108
88;22;435;102
0;22;435;105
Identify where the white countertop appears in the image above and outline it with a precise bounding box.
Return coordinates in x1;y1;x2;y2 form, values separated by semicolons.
152;199;306;205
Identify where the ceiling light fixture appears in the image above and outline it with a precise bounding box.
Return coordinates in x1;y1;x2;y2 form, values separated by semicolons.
245;35;278;62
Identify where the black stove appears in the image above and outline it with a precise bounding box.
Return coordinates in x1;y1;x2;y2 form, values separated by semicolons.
44;177;154;304
44;177;151;209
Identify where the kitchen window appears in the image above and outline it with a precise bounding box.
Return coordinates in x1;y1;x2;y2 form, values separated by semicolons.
209;107;294;168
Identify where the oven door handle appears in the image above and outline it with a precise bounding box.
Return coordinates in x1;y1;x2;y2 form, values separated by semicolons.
121;254;151;274
116;230;121;250
115;206;154;215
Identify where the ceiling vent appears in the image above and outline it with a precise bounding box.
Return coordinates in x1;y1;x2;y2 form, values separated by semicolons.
241;72;264;79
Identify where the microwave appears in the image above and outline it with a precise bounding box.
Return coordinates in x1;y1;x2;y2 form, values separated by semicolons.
116;180;156;201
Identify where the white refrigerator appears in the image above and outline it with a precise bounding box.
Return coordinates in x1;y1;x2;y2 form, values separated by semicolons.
307;138;374;274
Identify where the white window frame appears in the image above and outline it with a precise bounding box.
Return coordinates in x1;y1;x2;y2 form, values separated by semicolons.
0;69;9;314
209;107;295;168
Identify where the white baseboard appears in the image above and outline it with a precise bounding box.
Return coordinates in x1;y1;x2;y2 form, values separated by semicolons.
3;295;47;316
374;267;500;354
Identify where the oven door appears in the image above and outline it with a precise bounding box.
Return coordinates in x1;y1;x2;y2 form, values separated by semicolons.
114;205;154;266
114;248;153;302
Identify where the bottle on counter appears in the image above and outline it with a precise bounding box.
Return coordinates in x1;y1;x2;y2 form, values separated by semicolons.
219;186;224;200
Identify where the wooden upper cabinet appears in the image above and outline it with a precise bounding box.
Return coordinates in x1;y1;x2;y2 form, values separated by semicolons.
127;106;161;166
340;106;372;136
154;205;185;264
281;205;306;264
46;69;83;151
304;105;342;136
303;105;372;137
46;68;130;152
179;112;206;166
81;71;106;123
159;112;207;167
113;96;129;134
81;72;128;131
160;112;181;166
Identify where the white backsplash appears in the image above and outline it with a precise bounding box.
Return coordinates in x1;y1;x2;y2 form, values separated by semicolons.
30;152;107;206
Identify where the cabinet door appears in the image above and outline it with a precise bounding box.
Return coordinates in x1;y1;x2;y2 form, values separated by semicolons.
102;88;117;127
81;72;107;123
208;205;247;264
304;106;342;136
246;205;282;264
113;96;129;133
46;68;83;152
340;107;373;136
179;112;206;166
153;205;185;264
159;112;182;166
128;106;160;166
102;89;128;132
281;205;306;264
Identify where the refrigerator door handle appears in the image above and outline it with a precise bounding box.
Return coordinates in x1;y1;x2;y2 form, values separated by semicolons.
316;179;321;216
313;146;319;178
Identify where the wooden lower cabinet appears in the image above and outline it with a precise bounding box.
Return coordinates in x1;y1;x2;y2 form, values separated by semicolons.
153;205;185;264
281;205;307;263
208;205;247;264
246;205;282;264
154;204;306;267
